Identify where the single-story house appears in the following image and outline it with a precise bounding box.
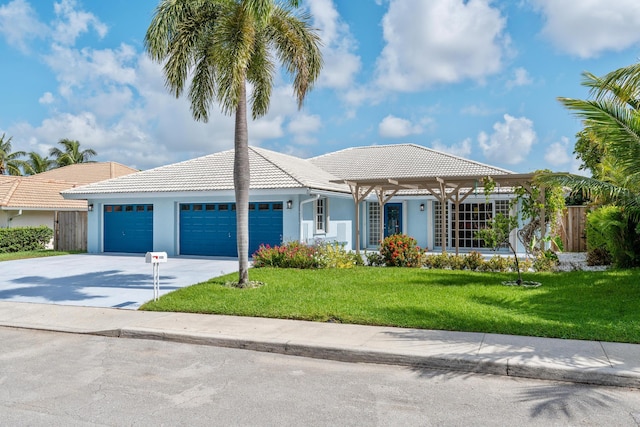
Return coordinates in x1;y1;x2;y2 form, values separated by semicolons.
1;162;138;249
62;144;539;257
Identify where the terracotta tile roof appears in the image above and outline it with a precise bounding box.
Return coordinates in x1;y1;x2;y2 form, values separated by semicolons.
0;162;138;210
308;143;514;180
32;162;138;185
62;147;350;196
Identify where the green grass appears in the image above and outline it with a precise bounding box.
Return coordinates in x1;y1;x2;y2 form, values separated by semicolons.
0;250;83;262
141;267;640;343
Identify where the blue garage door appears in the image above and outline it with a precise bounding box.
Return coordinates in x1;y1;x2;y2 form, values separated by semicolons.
104;204;153;253
180;202;283;256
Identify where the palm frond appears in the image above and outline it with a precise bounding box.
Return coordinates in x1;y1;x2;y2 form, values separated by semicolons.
267;8;322;108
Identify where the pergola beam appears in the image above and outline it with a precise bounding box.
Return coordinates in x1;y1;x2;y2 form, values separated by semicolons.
332;172;537;255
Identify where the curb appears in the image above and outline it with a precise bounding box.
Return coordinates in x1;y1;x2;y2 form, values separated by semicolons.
117;327;640;389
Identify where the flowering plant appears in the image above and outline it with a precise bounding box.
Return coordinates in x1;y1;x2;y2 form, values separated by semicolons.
378;234;425;267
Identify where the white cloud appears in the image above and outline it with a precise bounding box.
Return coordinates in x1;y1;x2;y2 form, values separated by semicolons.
378;115;423;138
287;113;322;145
52;0;107;46
506;67;532;89
38;92;54;104
478;114;537;165
308;0;361;89
44;43;137;101
531;0;640;58
544;136;572;166
0;0;47;52
375;0;508;91
461;104;494;116
431;138;472;157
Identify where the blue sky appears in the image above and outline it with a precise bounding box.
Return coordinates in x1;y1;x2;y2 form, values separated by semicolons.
1;0;640;173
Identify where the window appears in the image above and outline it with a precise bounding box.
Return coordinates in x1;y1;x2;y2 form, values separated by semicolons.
451;202;493;248
435;199;512;249
368;202;380;247
434;201;448;247
315;197;328;233
495;199;511;217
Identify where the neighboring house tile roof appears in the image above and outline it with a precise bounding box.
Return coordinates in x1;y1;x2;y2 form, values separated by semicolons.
0;162;138;210
63;147;351;196
33;162;138;185
308;143;514;180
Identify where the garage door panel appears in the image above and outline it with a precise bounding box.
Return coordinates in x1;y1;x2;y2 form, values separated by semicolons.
104;204;153;253
180;202;282;257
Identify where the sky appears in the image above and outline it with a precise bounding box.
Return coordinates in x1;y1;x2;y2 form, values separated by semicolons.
1;0;640;174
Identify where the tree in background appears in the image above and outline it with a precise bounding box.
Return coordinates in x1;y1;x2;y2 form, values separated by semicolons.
0;133;26;176
49;139;97;167
539;63;640;266
22;152;56;175
145;0;322;286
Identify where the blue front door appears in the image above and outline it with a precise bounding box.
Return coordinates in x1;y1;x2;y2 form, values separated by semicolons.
384;203;402;237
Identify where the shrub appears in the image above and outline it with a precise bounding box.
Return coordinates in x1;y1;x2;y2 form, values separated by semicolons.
379;234;424;267
253;241;363;269
423;254;449;269
586;206;640;268
0;226;53;253
482;255;511;272
532;250;559;272
316;242;363;268
252;241;318;269
447;254;466;270
365;251;385;266
586;247;612;266
463;251;484;271
519;257;534;272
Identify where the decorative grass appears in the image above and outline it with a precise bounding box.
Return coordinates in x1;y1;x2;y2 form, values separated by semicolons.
141;267;640;343
0;250;82;262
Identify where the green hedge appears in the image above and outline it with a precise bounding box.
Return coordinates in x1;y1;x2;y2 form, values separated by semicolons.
0;226;53;253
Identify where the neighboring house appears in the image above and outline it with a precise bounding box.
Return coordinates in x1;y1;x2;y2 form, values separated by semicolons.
62;144;537;256
0;162;138;249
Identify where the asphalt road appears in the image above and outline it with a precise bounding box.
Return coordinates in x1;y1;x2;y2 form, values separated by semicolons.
1;327;639;426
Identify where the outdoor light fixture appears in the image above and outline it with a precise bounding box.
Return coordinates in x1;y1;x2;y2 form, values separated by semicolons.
287;200;293;209
420;203;425;211
88;203;94;212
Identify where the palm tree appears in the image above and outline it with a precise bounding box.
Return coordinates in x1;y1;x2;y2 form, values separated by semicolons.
49;139;97;167
145;0;322;285
539;64;640;221
23;152;56;175
0;133;26;176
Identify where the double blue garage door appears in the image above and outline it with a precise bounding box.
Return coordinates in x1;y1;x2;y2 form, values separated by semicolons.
103;202;283;256
180;202;283;256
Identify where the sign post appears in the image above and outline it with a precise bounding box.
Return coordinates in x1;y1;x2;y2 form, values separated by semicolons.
145;252;168;301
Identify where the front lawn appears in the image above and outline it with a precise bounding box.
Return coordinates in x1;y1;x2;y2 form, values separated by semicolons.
141;267;640;343
0;250;82;262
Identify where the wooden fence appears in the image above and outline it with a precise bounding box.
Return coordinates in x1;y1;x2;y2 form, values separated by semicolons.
55;211;87;252
559;206;588;252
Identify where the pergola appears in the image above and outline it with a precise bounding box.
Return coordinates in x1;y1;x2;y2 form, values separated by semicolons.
332;172;541;255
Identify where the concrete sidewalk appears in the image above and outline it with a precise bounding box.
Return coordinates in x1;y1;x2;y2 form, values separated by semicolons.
0;301;638;389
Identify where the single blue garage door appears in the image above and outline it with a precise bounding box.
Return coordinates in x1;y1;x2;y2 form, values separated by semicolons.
180;202;283;256
104;204;153;253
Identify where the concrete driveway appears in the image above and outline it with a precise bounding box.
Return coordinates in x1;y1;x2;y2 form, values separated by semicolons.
0;254;239;310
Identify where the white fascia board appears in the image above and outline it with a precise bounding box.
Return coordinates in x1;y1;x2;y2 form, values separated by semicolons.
69;188;317;202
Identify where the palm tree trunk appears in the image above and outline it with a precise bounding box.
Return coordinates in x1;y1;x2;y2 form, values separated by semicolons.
234;81;250;285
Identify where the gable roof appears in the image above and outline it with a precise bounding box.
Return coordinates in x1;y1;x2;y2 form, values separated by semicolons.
0;162;138;210
62;147;350;196
308;143;513;180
